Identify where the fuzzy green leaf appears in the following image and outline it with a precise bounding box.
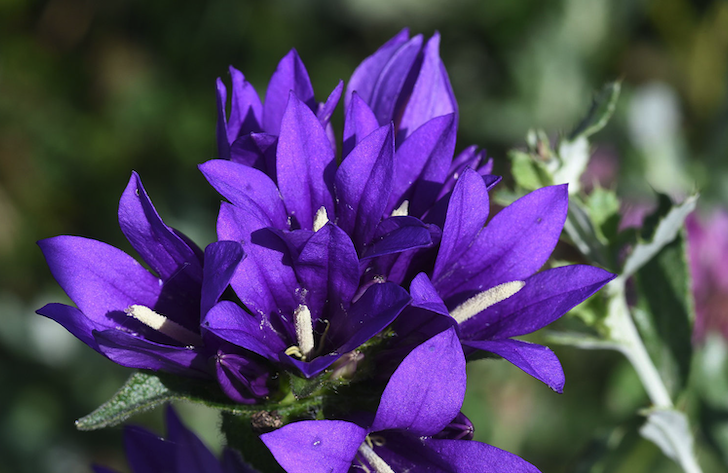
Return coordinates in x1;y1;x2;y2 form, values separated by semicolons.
639;408;701;472
568;82;621;141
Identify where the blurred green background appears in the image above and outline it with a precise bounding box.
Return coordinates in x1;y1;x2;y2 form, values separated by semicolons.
1;0;727;472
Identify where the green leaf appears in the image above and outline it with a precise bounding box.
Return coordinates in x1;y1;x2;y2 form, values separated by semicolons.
563;196;612;269
555;135;590;195
622;194;698;278
639;408;702;473
509;149;552;191
633;231;694;397
568;82;621;141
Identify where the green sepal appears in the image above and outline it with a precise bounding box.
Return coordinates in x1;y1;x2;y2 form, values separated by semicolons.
567;81;621;141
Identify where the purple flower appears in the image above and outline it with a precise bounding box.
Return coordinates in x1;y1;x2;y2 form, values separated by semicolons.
261;328;541;473
37;172;271;403
93;406;257;473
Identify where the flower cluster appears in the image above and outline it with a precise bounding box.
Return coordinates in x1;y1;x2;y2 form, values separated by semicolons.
39;29;615;472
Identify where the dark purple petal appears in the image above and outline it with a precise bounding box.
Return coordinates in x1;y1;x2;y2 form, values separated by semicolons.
217;203;299;318
461;265;616;340
215;351;270;404
36;303;103;351
229;133;278;175
166;406;225;473
346;28;410;108
464;338;565;392
479;157;494;175
263;49;316;135
94;330;209;376
393;273;456;342
398;33;457;139
438;146;487;199
216;77;231;159
432;412;475;441
201;241;244;316
435;185;569;299
388;114;457;218
361;216;433;260
38;236;160;321
410;272;449;316
91;466;120;473
295;223;360;317
226;66;263;140
368;35;424;125
199;160;288;229
432;168;489;284
343;92;379;157
334;124;394;247
371;327;465;436
276;92;336;230
317;80;343;126
124;424;176;473
425;438;542;473
261;420;366;473
222;449;259;473
282;353;341;379
203;301;288;361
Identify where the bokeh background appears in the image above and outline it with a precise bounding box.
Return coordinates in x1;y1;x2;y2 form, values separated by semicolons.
1;0;727;472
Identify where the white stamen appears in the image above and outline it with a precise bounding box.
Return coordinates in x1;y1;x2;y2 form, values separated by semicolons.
294;304;315;358
450;281;526;324
125;305;202;346
313;206;329;232
358;442;395;473
391;200;409;217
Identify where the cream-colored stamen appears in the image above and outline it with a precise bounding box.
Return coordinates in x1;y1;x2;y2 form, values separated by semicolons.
294;304;315;358
125;305;202;346
313;206;329;232
358;442;395;473
450;281;526;324
391;200;409;217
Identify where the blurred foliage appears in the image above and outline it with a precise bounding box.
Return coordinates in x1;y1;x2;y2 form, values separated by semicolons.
1;0;727;472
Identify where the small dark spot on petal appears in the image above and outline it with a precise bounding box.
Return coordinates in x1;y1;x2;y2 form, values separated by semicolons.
536;217;542;223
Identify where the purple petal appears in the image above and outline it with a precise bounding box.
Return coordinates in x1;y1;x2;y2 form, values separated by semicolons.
346;28;410;108
398;33;458;139
201;241;244;316
222;449;259;473
317;80;343;126
335;123;394;247
393;273;456;347
216;77;231;159
461;265;616;341
295;223;360;317
217;203;299;317
229;133;278;175
261;420;367;473
479;157;494;175
343;92;379;157
388;114;457;218
434;184;569;299
215;351;270;404
38;236;160;321
432;168;489;283
464;338;565;392
263;49;316;135
425;438;542;473
371;327;465;436
36;303;103;351
368;35;424;125
166;406;225;473
124;425;176;473
276;92;336;230
226;66;263;140
410;272;449;316
94;330;209;376
361;216;433;260
199;159;288;229
203;301;288;360
438;146;487;199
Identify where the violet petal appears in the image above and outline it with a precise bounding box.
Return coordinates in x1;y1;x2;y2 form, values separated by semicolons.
425;438;542;473
342;92;379;157
201;241;244;316
263;50;316;135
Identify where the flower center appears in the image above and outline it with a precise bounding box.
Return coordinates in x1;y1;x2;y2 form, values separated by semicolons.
124;304;202;346
289;304;315;360
450;281;526;324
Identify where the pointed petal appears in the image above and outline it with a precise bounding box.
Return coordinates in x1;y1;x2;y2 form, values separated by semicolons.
393;273;456;344
372;327;465;436
227;66;263;139
334;123;394;247
295;223;360;317
388;114;457;218
229;133;278;175
36;303;103;351
94;330;208;376
438;146;487;199
361;216;433;260
317;80;343;126
199;159;288;229
461;265;616;341
216;77;231;159
425;438;542;473
203;301;287;360
38;236;160;320
343;92;379;157
346;28;410;108
276;92;336;230
217;203;299;317
166;406;225;473
435;184;568;299
432;168;489;283
263;50;316;135
201;241;244;316
261;420;366;473
398;33;458;139
124;425;175;473
410;272;449;316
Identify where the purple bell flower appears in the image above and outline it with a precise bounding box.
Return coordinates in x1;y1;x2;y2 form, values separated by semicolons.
261;328;541;473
